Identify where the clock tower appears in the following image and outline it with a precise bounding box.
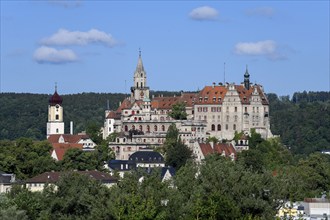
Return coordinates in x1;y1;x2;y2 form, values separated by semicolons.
131;50;150;102
47;85;65;138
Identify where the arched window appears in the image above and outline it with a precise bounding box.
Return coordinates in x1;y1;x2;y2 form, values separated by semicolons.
56;128;59;133
217;124;221;131
141;82;143;87
147;125;150;132
161;125;165;131
132;125;135;130
211;124;215;131
141;73;143;77
132;110;135;115
233;124;236;130
139;125;143;131
154;125;158;131
136;82;139;88
124;125;128;132
56;114;59;120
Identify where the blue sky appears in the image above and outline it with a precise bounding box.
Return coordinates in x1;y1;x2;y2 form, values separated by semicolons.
1;1;329;96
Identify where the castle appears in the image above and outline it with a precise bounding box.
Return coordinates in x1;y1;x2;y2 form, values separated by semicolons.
103;52;273;160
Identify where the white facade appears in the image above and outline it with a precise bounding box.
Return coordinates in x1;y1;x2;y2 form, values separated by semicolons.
47;89;65;138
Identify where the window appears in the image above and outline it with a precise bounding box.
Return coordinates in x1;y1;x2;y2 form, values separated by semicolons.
147;125;150;132
245;107;247;113
226;107;229;112
203;107;208;112
154;125;158;131
234;115;238;122
161;125;165;131
217;124;221;131
211;124;215;131
226;115;229;122
217;107;221;112
124;125;128;132
225;124;228;130
132;125;135;130
233;124;236;130
235;107;237;112
139;125;143;131
56;128;59;133
204;115;207;120
55;114;59;120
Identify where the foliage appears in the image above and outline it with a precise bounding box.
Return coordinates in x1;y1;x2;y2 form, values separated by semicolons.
1;91;330;155
206;136;219;144
163;123;193;170
267;92;330;154
0;138;57;179
168;102;187;120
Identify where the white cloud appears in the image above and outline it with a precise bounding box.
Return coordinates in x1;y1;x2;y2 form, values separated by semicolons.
245;7;275;18
234;40;286;60
33;46;78;64
189;6;219;21
40;29;118;47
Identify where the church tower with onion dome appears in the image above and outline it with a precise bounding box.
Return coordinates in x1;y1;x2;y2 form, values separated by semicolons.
130;49;150;102
47;84;64;138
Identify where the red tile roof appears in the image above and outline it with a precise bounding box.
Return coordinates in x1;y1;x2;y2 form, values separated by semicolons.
236;84;269;105
48;134;90;144
199;143;236;159
106;111;121;119
196;86;227;105
26;170;117;184
151;93;197;109
51;143;83;160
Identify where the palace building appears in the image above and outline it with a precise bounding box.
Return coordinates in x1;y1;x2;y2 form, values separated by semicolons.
103;52;273;159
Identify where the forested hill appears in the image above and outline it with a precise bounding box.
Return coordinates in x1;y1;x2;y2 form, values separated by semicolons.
1;91;329;155
0;91;180;141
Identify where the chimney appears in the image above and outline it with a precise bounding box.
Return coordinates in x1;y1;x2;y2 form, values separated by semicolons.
70;121;73;135
212;82;215;88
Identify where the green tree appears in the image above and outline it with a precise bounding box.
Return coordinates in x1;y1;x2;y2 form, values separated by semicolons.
163;123;193;170
61;148;98;171
168;102;187;120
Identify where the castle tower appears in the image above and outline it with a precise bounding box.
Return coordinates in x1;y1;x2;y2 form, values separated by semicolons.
130;50;150;102
46;85;64;138
244;65;250;90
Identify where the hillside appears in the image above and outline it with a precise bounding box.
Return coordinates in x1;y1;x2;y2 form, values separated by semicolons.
1;91;329;155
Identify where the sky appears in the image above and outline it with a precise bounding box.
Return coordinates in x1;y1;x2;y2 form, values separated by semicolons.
1;1;329;96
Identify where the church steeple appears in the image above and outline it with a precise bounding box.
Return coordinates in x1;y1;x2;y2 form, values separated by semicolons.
136;48;144;72
47;84;64;138
244;65;250;90
131;49;150;102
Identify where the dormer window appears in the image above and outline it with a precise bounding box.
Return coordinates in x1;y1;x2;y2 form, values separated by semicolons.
213;97;216;102
199;97;202;102
204;97;208;101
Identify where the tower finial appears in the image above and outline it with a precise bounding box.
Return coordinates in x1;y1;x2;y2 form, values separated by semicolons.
55;82;57;92
139;48;141;57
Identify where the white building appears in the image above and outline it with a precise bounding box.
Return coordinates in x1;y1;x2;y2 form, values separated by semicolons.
103;52;273;158
46;86;64;138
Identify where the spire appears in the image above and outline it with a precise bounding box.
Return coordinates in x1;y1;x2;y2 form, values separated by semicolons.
244;65;250;77
136;49;144;72
244;65;250;90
